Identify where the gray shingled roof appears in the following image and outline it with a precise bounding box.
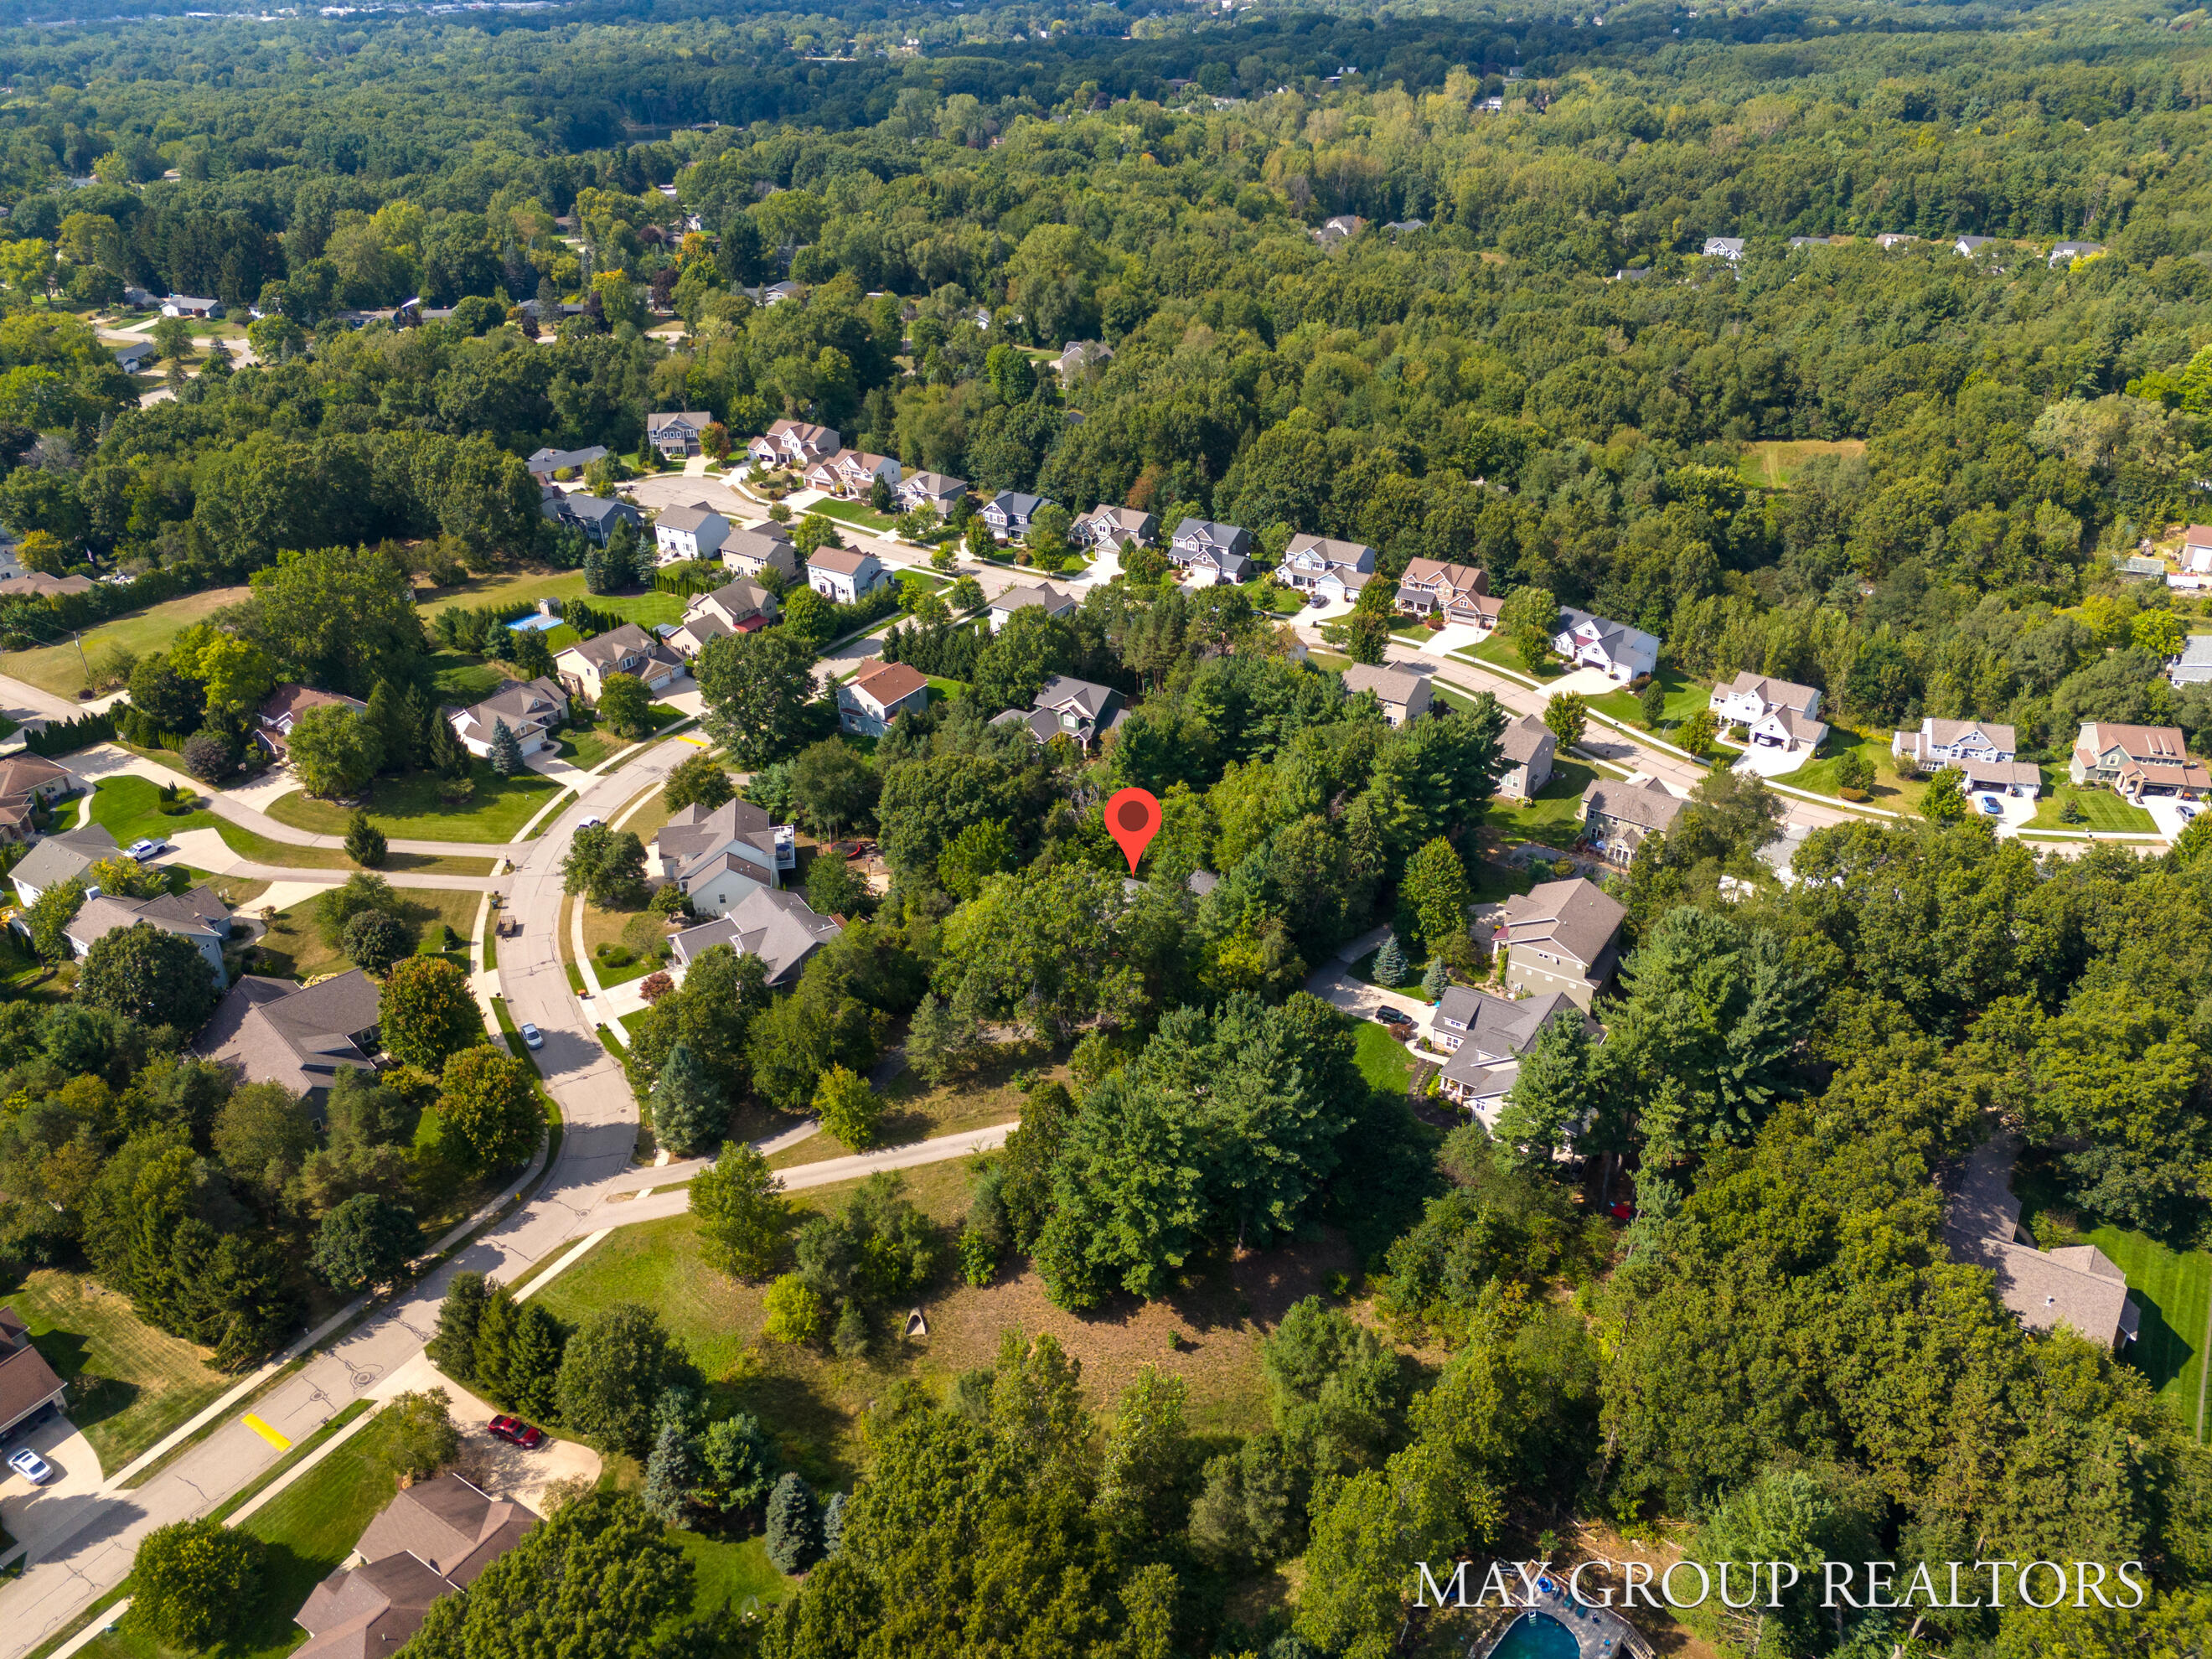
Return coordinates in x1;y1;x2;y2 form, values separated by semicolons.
11;824;117;893
1500;878;1625;972
1582;775;1685;835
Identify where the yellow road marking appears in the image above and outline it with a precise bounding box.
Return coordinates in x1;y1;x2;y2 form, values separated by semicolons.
241;1414;289;1450
676;732;709;747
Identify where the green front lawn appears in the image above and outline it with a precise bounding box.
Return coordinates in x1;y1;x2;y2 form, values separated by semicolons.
1462;635;1563;681
1354;1020;1414;1096
1790;728;1928;811
1481;758;1597;848
2028;780;2158;834
679;1530;795;1620
85;775;496;876
251;888;479;985
3;584;252;699
1588;666;1707;733
808;499;897;534
0;1267;232;1471
556;724;626;770
266;767;563;844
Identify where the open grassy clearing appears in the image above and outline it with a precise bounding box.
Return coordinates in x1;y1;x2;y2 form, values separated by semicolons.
806;498;897;534
1586;666;1708;732
266;767;561;844
765;1046;1043;1166
1481;757;1598;849
2;585;251;699
251;887;478;985
532;1155;1356;1486
1788;727;1929;810
1354;1020;1415;1095
0;1268;232;1471
85;776;497;876
1735;437;1867;491
1462;636;1563;681
2027;779;2159;833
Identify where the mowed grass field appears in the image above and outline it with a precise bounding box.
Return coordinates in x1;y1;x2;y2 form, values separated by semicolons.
2087;1226;2212;1428
3;585;251;699
0;1268;231;1470
1736;438;1868;490
266;766;562;844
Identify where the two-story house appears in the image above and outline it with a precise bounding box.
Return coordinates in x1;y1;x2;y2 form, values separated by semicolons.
1894;718;2042;796
837;660;931;737
665;580;780;659
654;503;731;564
650;798;786;917
2071;721;2211;799
1168;519;1252;583
1496;877;1627;1009
988;675;1124;750
747;419;840;469
989;582;1078;633
721;525;798;583
1433;987;1596;1123
1280;535;1377;604
807;450;901;499
1553;608;1661;683
541;493;644;546
895;472;967;517
449;678;570;757
806;547;892;605
1341;663;1434;727
981;491;1055;540
554;623;685;704
1495;714;1556;801
1709;671;1829;753
1395;559;1496;628
1072;504;1156;551
1703;236;1747;262
646;411;715;458
1579;775;1685;862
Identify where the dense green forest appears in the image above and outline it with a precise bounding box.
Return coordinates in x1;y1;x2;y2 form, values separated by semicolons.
0;0;2209;1655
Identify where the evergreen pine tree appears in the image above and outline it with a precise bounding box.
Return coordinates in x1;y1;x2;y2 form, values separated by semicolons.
472;1281;519;1401
820;1491;847;1558
489;719;525;778
345;809;388;870
764;1471;821;1573
426;705;470;778
643;1421;698;1526
514;626;556;682
650;1042;726;1156
583;542;608;594
428;1271;488;1382
1372;934;1407;988
1420;957;1449;1003
367;679;414;772
506;1302;567;1423
831;1300;869;1361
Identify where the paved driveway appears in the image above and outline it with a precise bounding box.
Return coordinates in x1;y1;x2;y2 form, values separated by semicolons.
0;1416;103;1558
2139;794;2196;841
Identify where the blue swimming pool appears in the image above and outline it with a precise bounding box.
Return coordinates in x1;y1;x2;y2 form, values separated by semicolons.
1492;1612;1579;1659
505;613;563;632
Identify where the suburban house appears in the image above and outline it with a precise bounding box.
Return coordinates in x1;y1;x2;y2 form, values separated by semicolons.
1341;663;1434;727
541;493;644;546
6;573;94;598
1058;340;1114;378
1703;236;1747;261
197;969;385;1101
806;547;892;605
653;503;731;564
721;525;798;582
1954;235;1997;256
525;445;607;483
2179;525;2212;574
665;581;779;658
1395;559;1495;627
747;419;840;468
2070;721;2211;798
980;491;1054;540
1280;535;1377;602
646;411;716;458
0;1306;65;1440
292;1473;535;1659
1314;214;1367;245
255;685;369;761
1708;671;1829;752
1433;988;1595;1124
10;823;116;907
2049;240;2105;266
1495;714;1556;801
1168;519;1252;582
0;755;79;845
113;339;158;374
989;674;1124;749
2172;636;2212;688
1580;775;1686;862
806;449;901;499
651;798;788;915
1072;504;1156;550
1496;877;1628;1009
554;623;685;703
1945;1131;2137;1350
670;886;842;986
838;660;931;737
895;471;967;517
65;889;231;986
1894;718;2044;796
449;678;570;758
161;295;223;318
989;582;1078;633
1553;608;1661;683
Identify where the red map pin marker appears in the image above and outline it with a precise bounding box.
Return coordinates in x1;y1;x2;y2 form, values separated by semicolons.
1105;787;1162;874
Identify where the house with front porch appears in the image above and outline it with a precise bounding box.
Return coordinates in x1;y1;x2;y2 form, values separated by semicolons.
1072;504;1156;551
1280;535;1376;603
1169;519;1252;583
646;411;715;458
1894;718;2043;796
449;678;569;757
1579;775;1684;862
2071;721;2211;799
808;449;901;499
1710;672;1822;730
1554;609;1660;683
1395;559;1494;627
1433;987;1596;1124
981;491;1054;540
896;471;967;517
554;623;685;703
747;419;840;469
806;547;892;604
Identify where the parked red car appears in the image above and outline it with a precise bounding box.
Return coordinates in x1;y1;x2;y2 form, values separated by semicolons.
487;1414;545;1450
